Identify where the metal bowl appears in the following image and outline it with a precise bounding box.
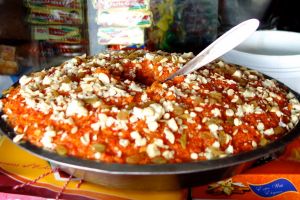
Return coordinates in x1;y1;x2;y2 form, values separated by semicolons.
0;82;300;190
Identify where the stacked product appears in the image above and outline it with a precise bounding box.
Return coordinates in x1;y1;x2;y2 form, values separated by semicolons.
92;0;152;46
24;0;87;66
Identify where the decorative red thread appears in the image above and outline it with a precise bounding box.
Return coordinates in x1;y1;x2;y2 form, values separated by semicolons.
56;172;74;200
76;179;83;189
13;167;59;190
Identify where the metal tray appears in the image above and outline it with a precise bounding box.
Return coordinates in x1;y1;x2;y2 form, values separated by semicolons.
0;81;300;190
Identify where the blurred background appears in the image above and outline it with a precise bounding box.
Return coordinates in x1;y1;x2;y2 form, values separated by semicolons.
0;0;299;76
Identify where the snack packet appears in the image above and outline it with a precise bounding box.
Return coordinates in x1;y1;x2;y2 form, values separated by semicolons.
96;10;152;28
28;6;83;25
92;0;150;11
25;0;83;10
97;27;144;45
32;26;82;43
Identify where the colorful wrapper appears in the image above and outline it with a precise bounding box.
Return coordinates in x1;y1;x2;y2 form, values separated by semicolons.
28;6;83;25
92;0;150;11
96;10;152;28
25;0;83;10
32;26;82;43
97;27;145;45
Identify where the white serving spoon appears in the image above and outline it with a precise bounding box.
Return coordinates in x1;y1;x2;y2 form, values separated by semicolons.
165;19;260;81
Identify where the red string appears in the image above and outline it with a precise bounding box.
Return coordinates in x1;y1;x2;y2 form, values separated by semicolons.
55;172;74;200
13;167;59;190
76;179;83;189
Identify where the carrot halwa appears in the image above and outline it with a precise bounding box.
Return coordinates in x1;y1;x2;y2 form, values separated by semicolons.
1;49;300;164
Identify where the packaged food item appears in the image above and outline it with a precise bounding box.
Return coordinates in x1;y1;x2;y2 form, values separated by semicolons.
28;6;83;25
96;10;152;28
92;0;150;11
25;0;83;10
97;27;145;45
146;0;175;50
147;0;218;52
32;26;48;40
92;0;151;47
0;59;18;75
55;44;85;57
32;26;82;43
0;45;16;61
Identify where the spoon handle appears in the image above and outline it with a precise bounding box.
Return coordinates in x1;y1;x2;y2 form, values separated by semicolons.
166;18;260;81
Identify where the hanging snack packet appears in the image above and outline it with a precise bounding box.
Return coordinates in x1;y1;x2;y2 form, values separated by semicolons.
96;10;152;28
28;6;83;25
92;0;150;11
97;27;144;45
32;26;82;43
24;0;83;10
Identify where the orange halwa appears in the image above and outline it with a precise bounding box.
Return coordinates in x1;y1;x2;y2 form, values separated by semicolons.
1;49;300;164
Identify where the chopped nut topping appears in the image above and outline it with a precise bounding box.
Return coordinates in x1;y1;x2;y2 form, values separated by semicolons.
1;49;299;164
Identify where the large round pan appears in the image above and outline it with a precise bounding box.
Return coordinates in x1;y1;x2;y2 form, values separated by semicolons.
0;80;300;190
